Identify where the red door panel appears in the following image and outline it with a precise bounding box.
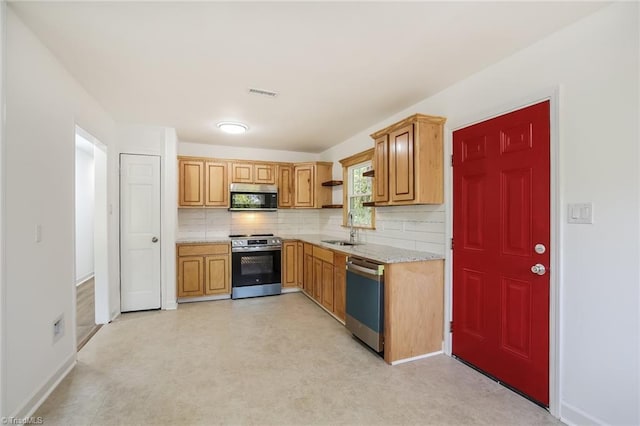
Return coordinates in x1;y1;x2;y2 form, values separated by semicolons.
453;101;550;406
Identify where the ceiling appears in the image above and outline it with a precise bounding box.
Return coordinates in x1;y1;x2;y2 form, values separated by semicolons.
10;1;607;153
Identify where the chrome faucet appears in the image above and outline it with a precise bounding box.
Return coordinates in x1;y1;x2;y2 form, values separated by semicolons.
348;211;357;244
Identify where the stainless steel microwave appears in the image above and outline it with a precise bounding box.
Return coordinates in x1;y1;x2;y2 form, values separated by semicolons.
229;183;278;211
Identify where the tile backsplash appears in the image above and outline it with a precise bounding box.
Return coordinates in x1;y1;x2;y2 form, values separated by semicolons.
177;208;321;239
177;204;446;254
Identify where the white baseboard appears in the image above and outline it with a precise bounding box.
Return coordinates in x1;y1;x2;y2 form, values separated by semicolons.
12;353;76;419
177;294;231;303
390;350;443;365
561;401;604;426
163;300;178;310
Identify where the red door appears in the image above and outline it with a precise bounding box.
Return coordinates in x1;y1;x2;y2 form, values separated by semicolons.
452;101;550;406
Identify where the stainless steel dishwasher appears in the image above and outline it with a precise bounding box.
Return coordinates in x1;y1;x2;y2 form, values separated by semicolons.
345;256;384;352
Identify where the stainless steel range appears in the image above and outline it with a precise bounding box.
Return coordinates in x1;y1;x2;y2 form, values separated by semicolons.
230;234;282;299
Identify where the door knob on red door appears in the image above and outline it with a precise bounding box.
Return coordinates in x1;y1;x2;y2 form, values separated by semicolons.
531;263;546;276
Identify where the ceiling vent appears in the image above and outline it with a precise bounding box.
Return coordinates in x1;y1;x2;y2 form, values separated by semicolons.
248;88;278;98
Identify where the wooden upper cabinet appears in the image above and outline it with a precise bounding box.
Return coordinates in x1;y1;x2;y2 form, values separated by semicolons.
205;161;229;207
278;165;294;208
294;165;314;207
254;163;275;184
389;124;415;202
231;162;253;183
373;135;389;203
370;114;446;205
178;157;228;208
293;162;332;208
231;162;275;184
179;159;205;206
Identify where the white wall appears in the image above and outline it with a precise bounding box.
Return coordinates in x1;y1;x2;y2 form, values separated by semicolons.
0;0;6;419
3;8;118;418
179;141;319;162
118;124;178;310
74;134;95;283
320;3;639;425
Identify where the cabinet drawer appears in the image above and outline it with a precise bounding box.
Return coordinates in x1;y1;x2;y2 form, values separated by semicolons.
313;246;334;264
177;244;229;256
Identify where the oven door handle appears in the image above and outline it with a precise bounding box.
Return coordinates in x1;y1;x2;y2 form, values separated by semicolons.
232;247;282;253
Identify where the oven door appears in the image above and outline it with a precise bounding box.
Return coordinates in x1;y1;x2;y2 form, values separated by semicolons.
231;248;282;288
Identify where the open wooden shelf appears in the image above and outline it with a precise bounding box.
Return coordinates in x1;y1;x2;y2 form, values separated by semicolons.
362;170;375;177
322;204;343;209
321;180;343;187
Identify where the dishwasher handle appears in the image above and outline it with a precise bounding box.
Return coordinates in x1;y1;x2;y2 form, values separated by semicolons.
346;258;384;277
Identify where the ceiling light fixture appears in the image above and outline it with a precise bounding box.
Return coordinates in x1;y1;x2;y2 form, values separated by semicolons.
217;121;248;134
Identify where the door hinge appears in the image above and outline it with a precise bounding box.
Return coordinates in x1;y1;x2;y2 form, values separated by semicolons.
451;154;454;167
450;237;454;250
449;321;454;333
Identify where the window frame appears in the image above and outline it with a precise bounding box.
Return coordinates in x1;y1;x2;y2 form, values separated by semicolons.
339;148;375;229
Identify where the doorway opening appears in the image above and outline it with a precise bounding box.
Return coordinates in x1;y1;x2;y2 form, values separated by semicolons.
75;126;109;350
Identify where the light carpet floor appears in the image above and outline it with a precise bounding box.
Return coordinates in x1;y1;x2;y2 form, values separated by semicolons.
35;292;560;425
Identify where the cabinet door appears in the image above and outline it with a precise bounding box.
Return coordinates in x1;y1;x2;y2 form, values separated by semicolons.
321;261;334;311
389;123;415;202
278;165;294;208
231;162;253;183
304;253;314;295
294;165;315;207
373;135;389;203
204;255;230;295
282;241;297;288
296;242;304;288
254;163;275;184
178;159;205;206
313;257;322;302
177;256;204;297
205;161;228;207
333;254;346;321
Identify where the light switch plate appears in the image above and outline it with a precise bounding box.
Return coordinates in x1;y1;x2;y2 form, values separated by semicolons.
567;203;593;224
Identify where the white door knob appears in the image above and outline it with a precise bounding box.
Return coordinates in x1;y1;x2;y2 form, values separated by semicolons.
531;263;546;276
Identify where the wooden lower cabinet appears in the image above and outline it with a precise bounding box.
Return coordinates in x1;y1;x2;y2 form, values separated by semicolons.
282;241;297;288
296;242;304;288
298;243;345;321
177;243;230;299
177;256;204;298
303;244;314;295
333;254;346;321
321;261;334;311
313;257;323;302
384;259;444;364
204;255;229;295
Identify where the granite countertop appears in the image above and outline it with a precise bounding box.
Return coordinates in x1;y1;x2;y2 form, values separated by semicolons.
176;234;443;264
279;234;444;264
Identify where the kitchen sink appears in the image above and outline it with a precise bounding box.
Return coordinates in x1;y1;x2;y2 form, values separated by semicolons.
321;239;360;246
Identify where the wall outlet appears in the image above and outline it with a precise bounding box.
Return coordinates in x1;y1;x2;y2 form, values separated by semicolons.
52;314;65;343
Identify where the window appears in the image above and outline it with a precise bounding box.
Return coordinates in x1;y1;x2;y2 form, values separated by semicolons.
340;149;375;229
347;161;372;227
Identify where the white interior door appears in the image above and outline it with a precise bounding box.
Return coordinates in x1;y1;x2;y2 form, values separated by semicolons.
120;154;161;312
